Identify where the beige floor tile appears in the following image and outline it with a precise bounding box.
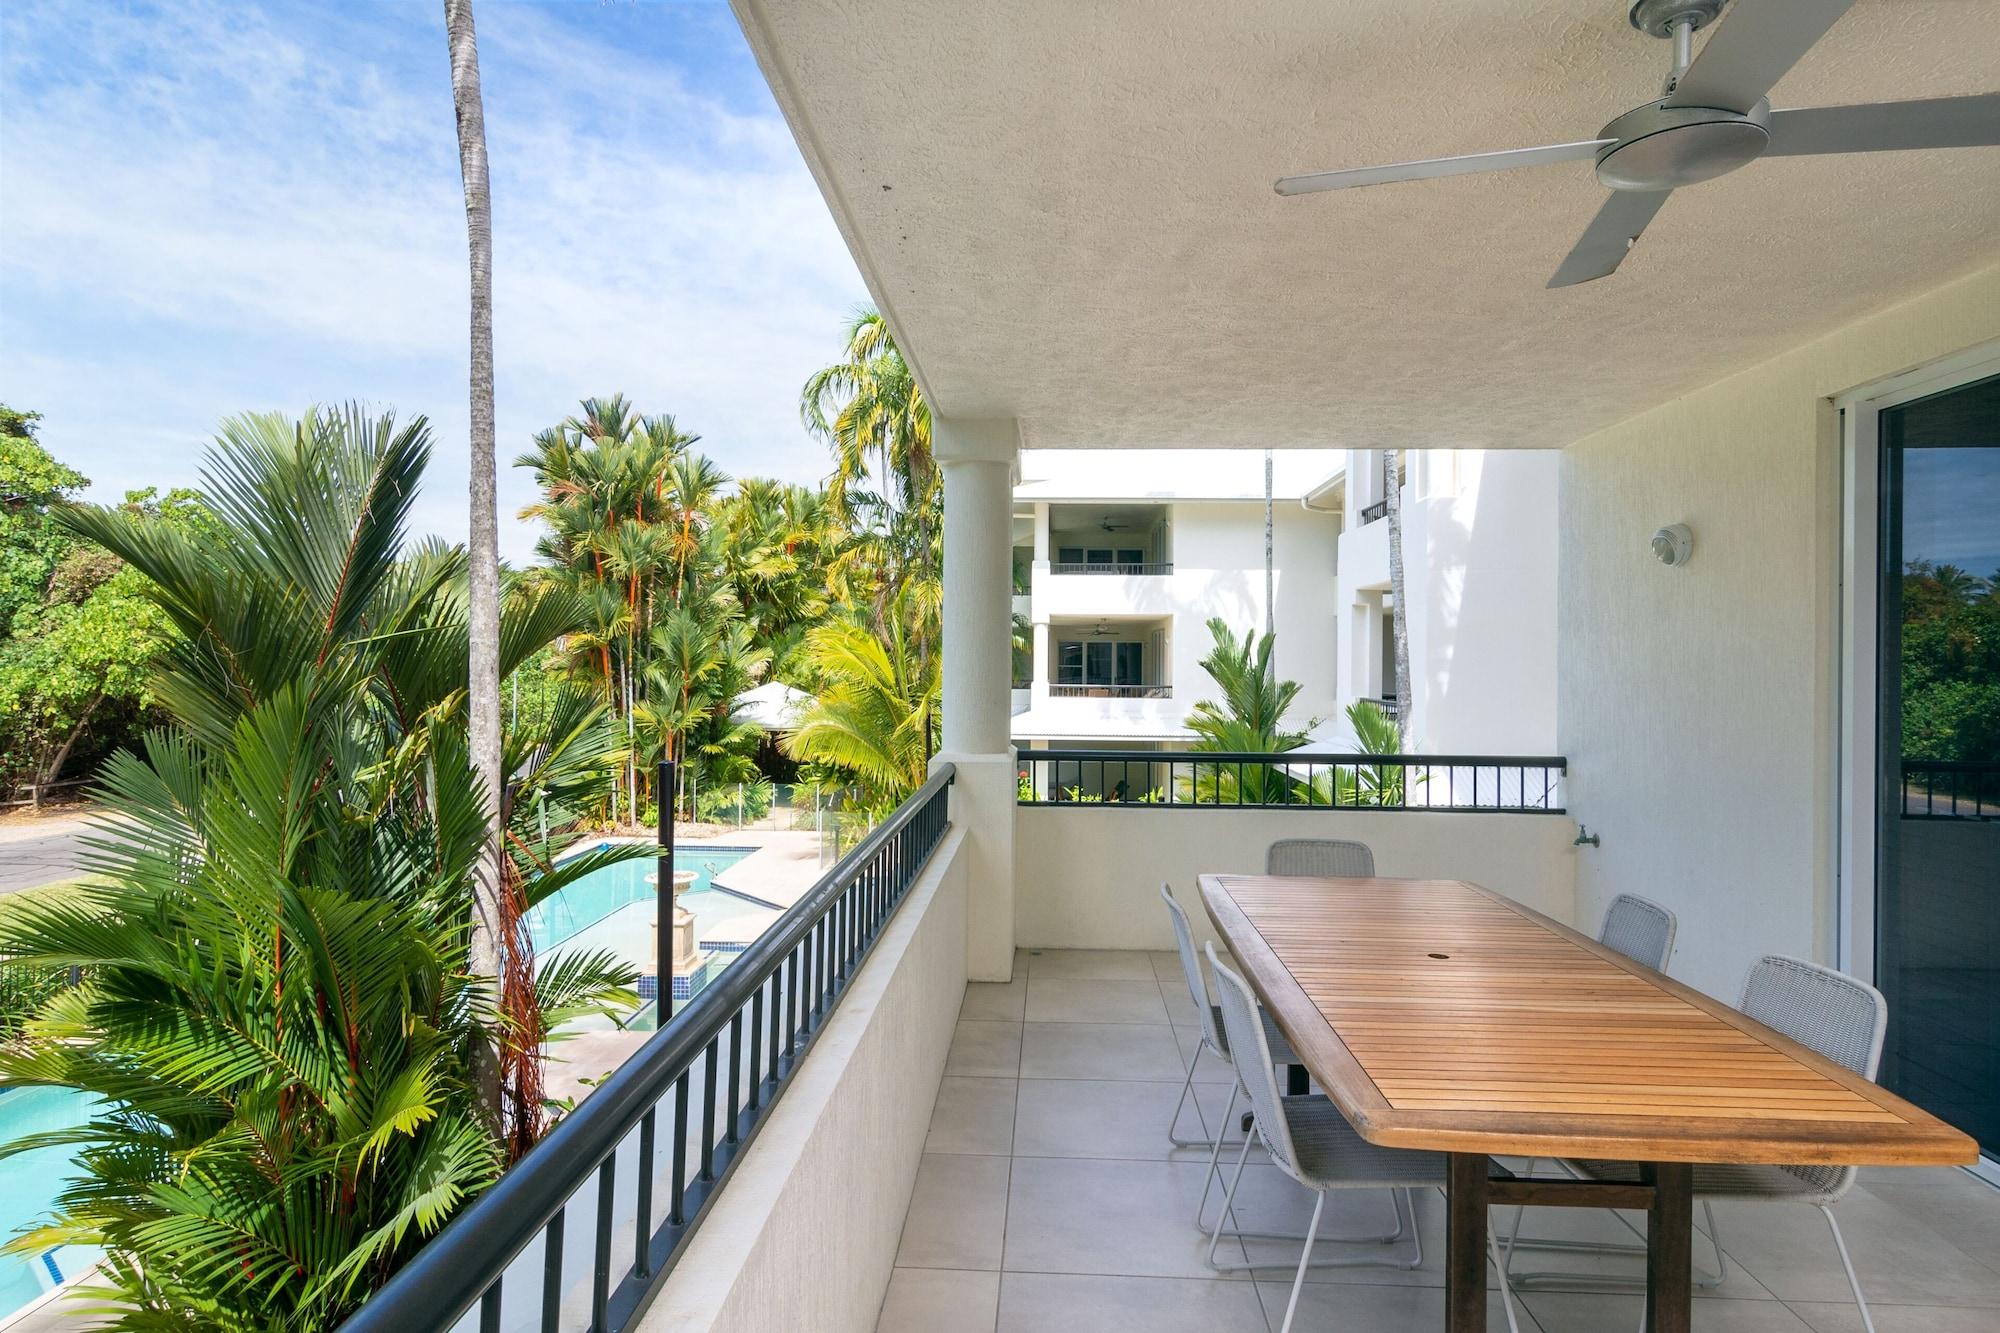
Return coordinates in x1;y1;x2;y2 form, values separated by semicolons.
1003;1156;1252;1279
1705;1192;2000;1307
1788;1299;2000;1332
1500;1200;1775;1299
945;1020;1022;1078
876;1267;1000;1332
1522;1290;1808;1331
1020;1021;1188;1081
926;1076;1018;1156
896;1153;1013;1271
999;1272;1266;1332
1149;950;1186;982
1021;948;1160;980
1025;977;1170;1024
1259;1279;1539;1333
960;978;1027;1021
1012;1076;1239;1161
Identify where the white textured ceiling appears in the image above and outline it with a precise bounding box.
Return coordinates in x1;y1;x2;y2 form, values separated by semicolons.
736;0;2000;450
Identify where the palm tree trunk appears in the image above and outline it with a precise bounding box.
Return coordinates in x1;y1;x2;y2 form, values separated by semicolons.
445;0;505;1119
1382;448;1413;747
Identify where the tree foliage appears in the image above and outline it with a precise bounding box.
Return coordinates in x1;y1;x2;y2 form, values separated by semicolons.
1899;560;1999;762
0;408;637;1328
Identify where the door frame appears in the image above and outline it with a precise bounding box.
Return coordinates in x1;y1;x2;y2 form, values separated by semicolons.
1835;339;2000;1181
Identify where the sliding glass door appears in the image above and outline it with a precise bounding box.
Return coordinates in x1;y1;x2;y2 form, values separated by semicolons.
1874;372;2000;1159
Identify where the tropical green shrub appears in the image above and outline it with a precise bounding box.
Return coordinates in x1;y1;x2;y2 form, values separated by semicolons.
695;777;774;824
1181;618;1315;804
0;408;638;1329
1313;699;1411;807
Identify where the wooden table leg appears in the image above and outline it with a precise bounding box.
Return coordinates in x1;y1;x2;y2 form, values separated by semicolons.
1445;1152;1488;1333
1643;1162;1694;1333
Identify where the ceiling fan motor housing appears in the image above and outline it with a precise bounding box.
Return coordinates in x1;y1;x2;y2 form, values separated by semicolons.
1594;98;1770;191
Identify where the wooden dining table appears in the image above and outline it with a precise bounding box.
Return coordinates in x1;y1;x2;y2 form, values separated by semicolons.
1199;873;1979;1333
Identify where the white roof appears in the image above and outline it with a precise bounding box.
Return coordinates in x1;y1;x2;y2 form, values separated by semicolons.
734;682;811;731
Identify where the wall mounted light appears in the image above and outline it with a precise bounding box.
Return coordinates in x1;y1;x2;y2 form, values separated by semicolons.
1651;523;1693;568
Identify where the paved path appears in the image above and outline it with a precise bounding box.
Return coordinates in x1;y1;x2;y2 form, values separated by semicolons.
0;812;95;896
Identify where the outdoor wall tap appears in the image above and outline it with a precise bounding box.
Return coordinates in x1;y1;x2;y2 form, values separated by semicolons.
1573;825;1601;848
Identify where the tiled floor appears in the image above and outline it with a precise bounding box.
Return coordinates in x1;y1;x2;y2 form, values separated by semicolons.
876;949;2000;1333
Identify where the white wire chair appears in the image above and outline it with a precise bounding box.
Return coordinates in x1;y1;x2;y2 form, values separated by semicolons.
1599;893;1678;972
1503;954;1891;1333
1159;886;1404;1245
1265;837;1376;878
1203;942;1524;1333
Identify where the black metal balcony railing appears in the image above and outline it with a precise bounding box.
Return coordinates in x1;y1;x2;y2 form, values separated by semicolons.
1018;749;1565;812
1901;759;2000;820
1358;499;1388;525
1047;560;1173;576
1049;682;1172;699
339;767;955;1333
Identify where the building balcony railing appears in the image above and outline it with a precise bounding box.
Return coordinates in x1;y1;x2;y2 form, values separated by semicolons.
337;767;955;1333
1047;560;1173;576
1018;748;1565;812
1358;499;1388;525
1048;682;1172;699
1901;759;2000;820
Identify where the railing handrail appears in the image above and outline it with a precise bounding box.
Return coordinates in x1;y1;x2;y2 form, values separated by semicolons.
1901;758;2000;771
341;765;955;1332
1027;748;1566;766
1047;560;1173;574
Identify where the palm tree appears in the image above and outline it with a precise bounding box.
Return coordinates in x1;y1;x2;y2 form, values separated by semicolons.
1381;449;1412;743
0;409;639;1326
800;309;941;656
783;609;939;814
1183;618;1313;803
800;307;936;525
444;0;506;1115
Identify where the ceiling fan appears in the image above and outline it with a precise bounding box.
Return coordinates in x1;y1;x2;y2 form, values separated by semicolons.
1275;0;2000;287
1099;518;1131;532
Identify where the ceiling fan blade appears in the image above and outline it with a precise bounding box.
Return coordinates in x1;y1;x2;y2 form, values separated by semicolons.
1764;94;2000;156
1547;190;1673;288
1665;0;1854;113
1275;140;1613;195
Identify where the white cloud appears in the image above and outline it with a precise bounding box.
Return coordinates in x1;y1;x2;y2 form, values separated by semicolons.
0;0;869;560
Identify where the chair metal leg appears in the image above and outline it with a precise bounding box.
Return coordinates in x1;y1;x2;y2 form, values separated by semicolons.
1204;1129;1259;1270
1820;1206;1876;1333
1194;1080;1409;1249
1165;1057;1213;1148
1278;1192;1326;1333
1486;1228;1523;1333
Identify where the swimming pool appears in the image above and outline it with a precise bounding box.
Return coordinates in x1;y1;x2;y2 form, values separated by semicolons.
0;1085;103;1322
525;845;756;954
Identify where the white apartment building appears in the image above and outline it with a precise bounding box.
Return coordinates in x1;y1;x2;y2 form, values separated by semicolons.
1010;446;1560;755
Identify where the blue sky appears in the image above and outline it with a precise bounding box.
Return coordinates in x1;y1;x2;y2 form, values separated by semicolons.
0;0;869;560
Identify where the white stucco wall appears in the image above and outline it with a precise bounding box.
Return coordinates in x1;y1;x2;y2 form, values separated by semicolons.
1332;450;1559;755
1014;806;1578;952
1558;261;2000;1003
1016;497;1342;742
640;827;967;1333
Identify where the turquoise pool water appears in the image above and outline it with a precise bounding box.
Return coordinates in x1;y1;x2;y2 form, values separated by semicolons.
0;1085;103;1321
526;845;755;953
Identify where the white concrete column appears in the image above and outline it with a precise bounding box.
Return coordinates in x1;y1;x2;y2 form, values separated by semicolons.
1032;501;1050;563
933;417;1019;981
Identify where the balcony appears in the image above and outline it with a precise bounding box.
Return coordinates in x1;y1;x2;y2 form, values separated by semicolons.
1047;682;1171;700
1048;559;1173;576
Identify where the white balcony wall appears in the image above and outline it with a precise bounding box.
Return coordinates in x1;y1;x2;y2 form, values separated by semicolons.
1014;806;1578;953
1559;260;2000;1003
640;827;968;1333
